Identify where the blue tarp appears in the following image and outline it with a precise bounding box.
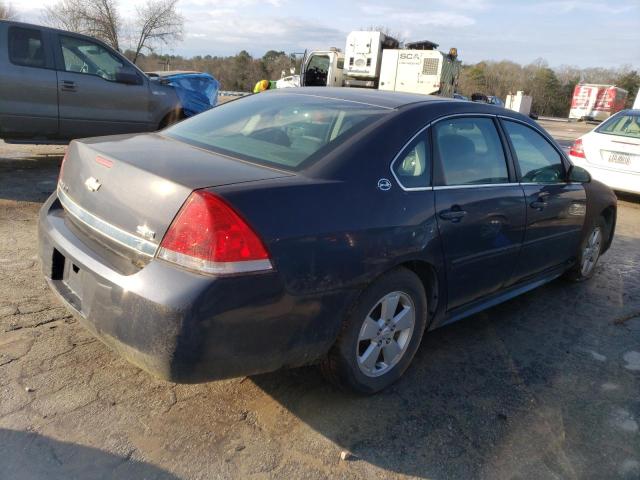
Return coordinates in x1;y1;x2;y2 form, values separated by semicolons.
164;73;220;117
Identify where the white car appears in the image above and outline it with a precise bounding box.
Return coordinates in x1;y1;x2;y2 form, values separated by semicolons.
569;109;640;194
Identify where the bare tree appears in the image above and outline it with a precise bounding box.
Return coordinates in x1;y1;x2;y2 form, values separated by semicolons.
130;0;183;64
0;1;17;20
44;0;121;50
43;0;183;63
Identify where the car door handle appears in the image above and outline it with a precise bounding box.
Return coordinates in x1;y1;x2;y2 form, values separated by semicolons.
60;80;76;92
439;208;467;222
530;198;549;210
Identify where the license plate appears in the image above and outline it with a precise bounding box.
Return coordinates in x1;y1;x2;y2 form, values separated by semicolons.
606;151;631;166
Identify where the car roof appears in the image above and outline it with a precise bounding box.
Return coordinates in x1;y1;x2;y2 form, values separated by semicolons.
265;87;450;109
1;19;82;36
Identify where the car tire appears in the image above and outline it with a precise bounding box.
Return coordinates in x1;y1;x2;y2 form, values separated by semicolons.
565;216;608;282
320;267;428;394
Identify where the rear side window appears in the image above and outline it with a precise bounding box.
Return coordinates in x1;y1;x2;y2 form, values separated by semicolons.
502;120;565;183
165;93;389;170
392;136;430;189
9;27;46;68
433;117;509;186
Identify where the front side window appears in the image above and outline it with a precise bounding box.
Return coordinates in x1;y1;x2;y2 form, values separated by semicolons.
305;54;330;86
164;93;389;170
502;120;565;183
392;136;430;189
59;36;124;81
597;113;640;140
434;117;509;186
9;27;46;68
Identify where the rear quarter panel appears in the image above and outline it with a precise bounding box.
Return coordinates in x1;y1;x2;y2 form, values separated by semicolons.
212;105;451;327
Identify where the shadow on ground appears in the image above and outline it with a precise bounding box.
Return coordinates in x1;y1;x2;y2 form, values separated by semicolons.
0;154;62;203
0;428;179;480
252;235;640;478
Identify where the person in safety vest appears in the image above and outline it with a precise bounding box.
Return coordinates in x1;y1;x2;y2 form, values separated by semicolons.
253;79;270;93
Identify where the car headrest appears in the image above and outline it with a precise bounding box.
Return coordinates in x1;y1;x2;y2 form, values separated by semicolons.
437;134;476;159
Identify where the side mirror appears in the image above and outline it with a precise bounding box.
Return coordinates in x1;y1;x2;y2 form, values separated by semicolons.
115;67;142;85
568;165;591;183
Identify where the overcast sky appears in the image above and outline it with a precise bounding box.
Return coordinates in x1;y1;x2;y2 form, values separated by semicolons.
14;0;640;68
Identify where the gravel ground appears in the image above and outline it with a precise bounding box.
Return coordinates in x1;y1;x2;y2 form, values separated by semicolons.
0;119;639;480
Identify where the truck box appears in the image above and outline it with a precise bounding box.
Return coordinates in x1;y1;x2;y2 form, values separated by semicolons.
505;91;533;116
378;49;459;97
569;84;628;121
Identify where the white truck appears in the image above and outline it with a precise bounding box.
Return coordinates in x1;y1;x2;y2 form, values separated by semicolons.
299;48;344;87
343;31;399;88
378;40;460;97
505;91;533;116
297;32;461;98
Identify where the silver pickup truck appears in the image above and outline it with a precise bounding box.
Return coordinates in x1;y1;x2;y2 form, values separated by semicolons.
0;20;184;144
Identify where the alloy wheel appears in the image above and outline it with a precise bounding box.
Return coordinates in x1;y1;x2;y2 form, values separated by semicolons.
581;226;602;277
356;291;415;377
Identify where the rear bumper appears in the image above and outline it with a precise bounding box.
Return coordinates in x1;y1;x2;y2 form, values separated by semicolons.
38;193;354;382
570;155;640;195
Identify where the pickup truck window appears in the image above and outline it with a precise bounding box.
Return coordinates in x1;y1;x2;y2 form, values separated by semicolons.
59;35;124;81
9;27;46;68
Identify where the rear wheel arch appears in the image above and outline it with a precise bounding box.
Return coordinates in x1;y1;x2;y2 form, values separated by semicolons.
321;265;429;393
600;205;616;251
400;260;439;323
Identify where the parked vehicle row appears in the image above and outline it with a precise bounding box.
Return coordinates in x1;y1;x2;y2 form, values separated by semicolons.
39;88;617;393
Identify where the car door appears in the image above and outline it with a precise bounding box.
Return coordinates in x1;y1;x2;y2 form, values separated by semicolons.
54;33;152;138
433;116;526;311
0;25;59;140
500;118;587;283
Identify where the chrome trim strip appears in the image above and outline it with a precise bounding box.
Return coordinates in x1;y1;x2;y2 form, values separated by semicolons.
433;183;520;190
389;123;434;192
519;182;570;186
434;113;497;121
57;187;158;257
157;248;273;275
390;114;500;192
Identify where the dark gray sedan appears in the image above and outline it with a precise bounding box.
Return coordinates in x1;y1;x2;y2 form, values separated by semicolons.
39;88;617;393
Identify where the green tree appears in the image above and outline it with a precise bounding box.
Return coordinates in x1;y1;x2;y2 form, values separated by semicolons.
616;70;640;107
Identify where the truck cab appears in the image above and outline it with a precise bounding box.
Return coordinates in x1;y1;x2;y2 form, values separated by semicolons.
300;49;344;87
0;20;181;143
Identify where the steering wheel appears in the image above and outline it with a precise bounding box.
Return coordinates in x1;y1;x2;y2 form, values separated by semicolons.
80;62;89;73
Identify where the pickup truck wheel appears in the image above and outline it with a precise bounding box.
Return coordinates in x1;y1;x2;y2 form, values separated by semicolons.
566;216;607;282
158;110;185;130
321;267;427;394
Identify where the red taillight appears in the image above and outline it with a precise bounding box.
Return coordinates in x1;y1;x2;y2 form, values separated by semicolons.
569;138;586;158
157;190;272;275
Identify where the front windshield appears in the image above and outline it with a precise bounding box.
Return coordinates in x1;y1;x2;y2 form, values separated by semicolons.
597;112;640;140
163;93;389;170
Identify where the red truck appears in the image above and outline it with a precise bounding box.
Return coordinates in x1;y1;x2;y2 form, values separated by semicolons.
569;84;628;121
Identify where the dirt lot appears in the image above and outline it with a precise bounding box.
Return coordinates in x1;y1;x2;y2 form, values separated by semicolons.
1;120;639;480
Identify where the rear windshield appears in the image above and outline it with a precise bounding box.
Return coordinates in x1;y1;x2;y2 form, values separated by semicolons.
164;93;389;170
596;113;640;140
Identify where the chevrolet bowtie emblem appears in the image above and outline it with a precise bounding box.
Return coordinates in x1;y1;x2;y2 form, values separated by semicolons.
84;177;101;192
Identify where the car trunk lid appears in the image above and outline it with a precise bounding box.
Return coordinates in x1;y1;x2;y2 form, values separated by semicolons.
59;133;292;261
583;132;640;174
